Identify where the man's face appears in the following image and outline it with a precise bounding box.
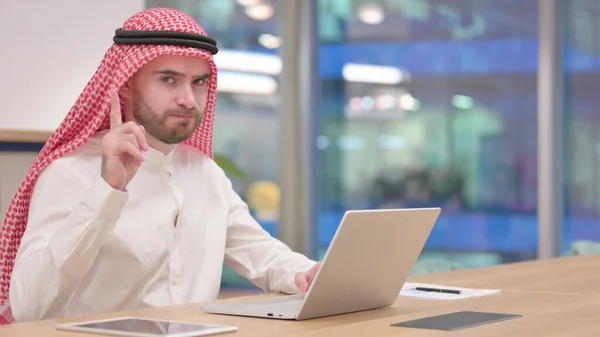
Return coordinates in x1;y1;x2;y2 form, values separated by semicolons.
125;54;212;144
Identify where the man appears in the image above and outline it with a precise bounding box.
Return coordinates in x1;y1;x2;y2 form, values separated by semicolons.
0;8;320;324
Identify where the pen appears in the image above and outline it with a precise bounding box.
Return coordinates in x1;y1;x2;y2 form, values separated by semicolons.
415;287;462;294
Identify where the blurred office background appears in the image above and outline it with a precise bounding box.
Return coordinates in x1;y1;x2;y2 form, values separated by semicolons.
1;0;600;290
149;0;600;289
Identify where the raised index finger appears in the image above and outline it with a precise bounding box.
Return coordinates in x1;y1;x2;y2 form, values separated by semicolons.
109;90;123;129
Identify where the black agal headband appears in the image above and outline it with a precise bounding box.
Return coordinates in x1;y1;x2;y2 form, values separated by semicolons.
113;28;219;55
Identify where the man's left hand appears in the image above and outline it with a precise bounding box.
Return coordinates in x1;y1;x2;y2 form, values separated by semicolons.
295;261;322;293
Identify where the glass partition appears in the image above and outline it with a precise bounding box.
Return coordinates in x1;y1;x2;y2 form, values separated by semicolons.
562;0;600;254
146;0;597;285
315;0;540;268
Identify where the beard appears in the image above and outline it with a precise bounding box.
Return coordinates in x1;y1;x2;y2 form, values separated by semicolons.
131;93;204;144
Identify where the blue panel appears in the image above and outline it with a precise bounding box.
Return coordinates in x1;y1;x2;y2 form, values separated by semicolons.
248;39;600;77
0;142;44;152
310;210;600;254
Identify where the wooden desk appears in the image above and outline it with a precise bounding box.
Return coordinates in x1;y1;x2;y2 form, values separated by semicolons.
283;292;600;336
1;256;599;336
411;254;600;296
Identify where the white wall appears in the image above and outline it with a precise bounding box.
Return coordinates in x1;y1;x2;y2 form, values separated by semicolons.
0;0;145;131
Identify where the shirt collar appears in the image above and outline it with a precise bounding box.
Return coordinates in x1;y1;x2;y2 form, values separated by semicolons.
143;146;175;174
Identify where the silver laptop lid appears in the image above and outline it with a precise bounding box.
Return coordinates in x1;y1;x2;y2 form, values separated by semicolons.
296;207;441;320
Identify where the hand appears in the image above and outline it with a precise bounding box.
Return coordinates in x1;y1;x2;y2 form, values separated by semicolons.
101;90;149;191
295;261;322;293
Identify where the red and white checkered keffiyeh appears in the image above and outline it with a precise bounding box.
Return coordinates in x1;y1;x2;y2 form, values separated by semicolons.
0;7;218;324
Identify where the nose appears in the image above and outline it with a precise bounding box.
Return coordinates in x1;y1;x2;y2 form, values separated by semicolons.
176;85;197;110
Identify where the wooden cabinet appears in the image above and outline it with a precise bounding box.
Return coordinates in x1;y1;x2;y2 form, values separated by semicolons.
0;152;38;223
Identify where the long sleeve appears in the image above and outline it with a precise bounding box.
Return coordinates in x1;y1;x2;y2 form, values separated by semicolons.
9;161;129;322
222;177;317;295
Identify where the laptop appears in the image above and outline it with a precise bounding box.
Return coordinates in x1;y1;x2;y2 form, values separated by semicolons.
200;207;441;321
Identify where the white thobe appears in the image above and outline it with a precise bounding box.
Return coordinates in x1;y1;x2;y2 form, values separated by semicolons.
8;130;316;322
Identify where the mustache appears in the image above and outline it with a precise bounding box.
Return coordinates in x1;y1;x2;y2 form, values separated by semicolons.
164;107;201;117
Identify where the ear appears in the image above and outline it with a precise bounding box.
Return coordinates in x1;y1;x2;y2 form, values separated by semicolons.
119;80;133;101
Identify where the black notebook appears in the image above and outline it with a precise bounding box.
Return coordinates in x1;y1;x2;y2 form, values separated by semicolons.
391;311;522;331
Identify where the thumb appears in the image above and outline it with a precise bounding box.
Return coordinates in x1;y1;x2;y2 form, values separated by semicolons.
306;263;320;284
297;275;309;293
306;271;316;286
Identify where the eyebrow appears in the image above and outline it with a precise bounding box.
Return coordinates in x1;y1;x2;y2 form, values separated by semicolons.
155;69;211;80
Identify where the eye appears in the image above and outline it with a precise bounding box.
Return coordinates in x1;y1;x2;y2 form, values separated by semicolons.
161;77;175;84
193;78;208;86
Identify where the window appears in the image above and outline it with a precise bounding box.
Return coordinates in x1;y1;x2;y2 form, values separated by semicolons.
147;0;594;283
562;0;600;252
315;0;540;268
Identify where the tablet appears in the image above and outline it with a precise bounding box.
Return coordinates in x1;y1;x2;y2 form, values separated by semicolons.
56;317;237;337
